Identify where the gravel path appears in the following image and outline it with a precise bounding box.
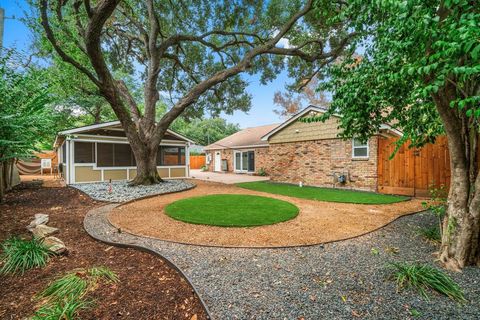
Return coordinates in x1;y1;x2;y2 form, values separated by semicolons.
85;207;480;320
71;180;194;202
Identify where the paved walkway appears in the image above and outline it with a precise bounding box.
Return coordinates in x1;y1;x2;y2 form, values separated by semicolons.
85;207;480;320
190;169;270;184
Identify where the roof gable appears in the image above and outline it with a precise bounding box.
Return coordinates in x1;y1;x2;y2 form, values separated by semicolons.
204;123;279;150
57;121;195;143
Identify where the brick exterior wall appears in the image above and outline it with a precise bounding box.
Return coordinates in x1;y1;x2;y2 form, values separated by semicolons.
206;147;269;175
267;137;379;191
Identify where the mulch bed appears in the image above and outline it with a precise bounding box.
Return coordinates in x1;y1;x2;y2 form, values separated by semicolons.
0;183;207;320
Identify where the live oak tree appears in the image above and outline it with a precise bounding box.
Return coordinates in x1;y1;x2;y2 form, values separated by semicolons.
320;0;479;269
34;0;355;185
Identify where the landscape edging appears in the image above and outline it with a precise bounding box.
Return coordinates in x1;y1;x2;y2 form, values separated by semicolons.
83;203;213;320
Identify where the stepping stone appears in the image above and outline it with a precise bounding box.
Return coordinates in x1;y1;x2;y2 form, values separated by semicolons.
27;214;49;230
30;224;59;238
43;236;67;254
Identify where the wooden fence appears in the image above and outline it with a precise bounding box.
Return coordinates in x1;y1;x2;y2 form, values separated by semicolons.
378;136;451;197
190;155;206;169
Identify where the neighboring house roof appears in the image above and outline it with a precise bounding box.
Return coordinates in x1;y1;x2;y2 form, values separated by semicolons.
204;123;280;150
54;120;195;148
261;105;403;141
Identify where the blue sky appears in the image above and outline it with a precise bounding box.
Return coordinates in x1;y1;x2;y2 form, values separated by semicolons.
1;0;294;129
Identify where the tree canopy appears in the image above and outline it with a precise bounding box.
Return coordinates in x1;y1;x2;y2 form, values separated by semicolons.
318;0;479;269
34;0;356;184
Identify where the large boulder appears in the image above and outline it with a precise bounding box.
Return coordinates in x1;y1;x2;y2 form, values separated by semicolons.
30;224;59;238
43;236;67;255
27;214;49;230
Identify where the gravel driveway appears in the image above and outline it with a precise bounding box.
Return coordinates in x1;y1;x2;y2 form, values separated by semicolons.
85;208;480;319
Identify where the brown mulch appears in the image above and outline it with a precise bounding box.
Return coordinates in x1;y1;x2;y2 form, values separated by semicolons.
0;182;207;320
109;180;425;247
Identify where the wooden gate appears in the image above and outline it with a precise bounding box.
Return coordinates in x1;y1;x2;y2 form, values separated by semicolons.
377;136;450;197
190;155;206;169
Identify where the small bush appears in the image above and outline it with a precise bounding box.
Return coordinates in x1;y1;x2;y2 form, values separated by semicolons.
32;300;90;320
0;237;53;274
388;262;465;302
417;226;441;243
34;267;118;319
257;167;267;176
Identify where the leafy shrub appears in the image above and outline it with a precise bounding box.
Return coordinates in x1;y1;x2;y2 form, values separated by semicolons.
388;262;465;302
421;184;447;242
33;267;118;319
200;165;208;172
417;226;441;243
0;237;53;274
257;167;267;176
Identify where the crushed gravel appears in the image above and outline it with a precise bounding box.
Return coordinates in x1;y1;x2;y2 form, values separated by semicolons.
71;180;195;202
86;209;480;320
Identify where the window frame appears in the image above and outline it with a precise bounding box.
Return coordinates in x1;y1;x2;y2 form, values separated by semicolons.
352;138;369;159
74;141;96;164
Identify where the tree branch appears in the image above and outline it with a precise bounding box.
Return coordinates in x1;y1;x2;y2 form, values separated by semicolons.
39;0;100;86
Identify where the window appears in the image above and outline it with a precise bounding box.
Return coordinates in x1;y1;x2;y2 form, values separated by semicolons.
156;146;186;166
74;142;95;163
96;143;135;167
61;143;67;164
352;139;369;158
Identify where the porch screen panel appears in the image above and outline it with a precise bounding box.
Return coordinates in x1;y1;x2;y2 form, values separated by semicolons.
96;143;114;167
114;144;134;166
74;142;95;163
61;143;67;163
157;146;186;166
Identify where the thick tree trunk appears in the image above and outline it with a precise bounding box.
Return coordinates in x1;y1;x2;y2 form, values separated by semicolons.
433;85;480;270
129;143;162;185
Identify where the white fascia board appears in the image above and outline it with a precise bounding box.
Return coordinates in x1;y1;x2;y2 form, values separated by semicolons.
58;121;194;143
261;105;325;141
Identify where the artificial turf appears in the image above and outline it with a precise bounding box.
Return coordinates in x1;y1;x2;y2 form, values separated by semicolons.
236;181;409;204
164;194;299;227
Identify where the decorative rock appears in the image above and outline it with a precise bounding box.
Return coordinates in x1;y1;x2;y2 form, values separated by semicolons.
30;224;59;238
43;236;67;254
27;214;49;230
71;180;195;202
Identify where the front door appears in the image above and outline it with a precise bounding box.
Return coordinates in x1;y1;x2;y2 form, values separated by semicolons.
214;152;221;172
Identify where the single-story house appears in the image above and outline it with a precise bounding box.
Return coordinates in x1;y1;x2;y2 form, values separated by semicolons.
204;124;279;174
205;106;403;192
54;121;194;184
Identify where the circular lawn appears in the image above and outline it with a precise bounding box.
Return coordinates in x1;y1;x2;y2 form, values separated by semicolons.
164;194;299;227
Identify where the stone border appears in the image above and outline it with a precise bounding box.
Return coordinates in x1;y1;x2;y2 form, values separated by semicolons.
71;181;197;204
83;204;212;320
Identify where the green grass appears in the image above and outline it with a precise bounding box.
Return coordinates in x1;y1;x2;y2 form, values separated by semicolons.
236;181;409;204
165;194;299;227
388;262;466;302
417;226;441;243
0;237;54;274
33;266;118;319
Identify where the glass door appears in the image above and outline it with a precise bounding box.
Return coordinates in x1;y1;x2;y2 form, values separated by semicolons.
234;150;255;173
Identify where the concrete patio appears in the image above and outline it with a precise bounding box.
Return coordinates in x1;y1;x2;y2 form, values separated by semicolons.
190;169;270;184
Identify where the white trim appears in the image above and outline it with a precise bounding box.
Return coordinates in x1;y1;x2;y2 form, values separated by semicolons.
58;121;195;143
352;138;370;159
204;144;269;151
261;106;325;141
59;121;121;134
233;149;255;173
70;134;188;146
261;105;404;141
